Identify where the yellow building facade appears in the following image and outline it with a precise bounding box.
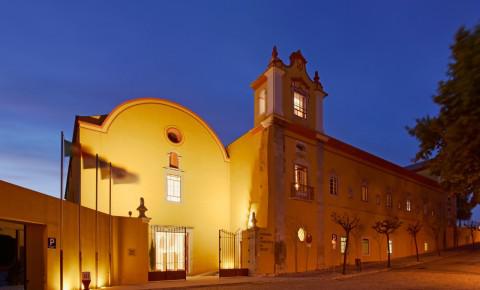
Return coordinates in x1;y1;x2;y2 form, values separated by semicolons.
62;47;454;280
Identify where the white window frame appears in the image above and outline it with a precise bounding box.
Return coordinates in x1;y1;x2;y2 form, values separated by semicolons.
258;89;266;115
293;91;307;119
388;240;393;254
361;183;368;202
406;199;412;212
329;174;338;195
340;236;347;254
166;174;181;203
361;238;370;256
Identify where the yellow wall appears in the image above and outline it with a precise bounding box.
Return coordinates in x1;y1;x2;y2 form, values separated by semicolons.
0;180;148;290
72;99;231;274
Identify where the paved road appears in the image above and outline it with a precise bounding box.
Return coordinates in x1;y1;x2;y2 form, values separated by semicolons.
198;250;480;290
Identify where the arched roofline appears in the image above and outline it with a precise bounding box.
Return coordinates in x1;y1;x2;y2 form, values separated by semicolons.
78;97;230;162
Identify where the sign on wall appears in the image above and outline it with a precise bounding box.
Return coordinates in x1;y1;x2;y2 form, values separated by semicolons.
47;237;56;249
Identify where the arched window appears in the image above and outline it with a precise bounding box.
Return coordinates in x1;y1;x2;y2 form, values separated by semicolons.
169;152;179;169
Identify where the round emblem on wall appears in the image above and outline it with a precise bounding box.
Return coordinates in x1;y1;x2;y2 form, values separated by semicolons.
166;127;183;144
297;227;306;242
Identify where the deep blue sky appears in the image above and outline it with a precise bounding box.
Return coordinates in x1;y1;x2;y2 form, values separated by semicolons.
0;1;478;217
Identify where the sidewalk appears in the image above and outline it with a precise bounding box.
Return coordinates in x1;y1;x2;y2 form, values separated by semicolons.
104;246;474;290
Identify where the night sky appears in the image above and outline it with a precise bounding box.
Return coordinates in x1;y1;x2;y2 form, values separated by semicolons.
0;1;478;217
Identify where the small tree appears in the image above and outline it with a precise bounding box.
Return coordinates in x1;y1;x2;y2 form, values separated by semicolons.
467;221;478;249
372;217;402;267
406;221;422;261
331;212;360;274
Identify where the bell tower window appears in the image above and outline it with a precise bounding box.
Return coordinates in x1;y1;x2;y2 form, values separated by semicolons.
293;91;307;119
258;89;266;115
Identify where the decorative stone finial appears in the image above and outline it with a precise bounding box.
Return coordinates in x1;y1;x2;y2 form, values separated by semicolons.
314;71;320;83
251;212;258;229
272;46;278;60
128;211;132;217
269;45;283;68
137;197;148;218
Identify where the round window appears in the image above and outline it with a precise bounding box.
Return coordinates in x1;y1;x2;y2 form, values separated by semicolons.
166;128;182;144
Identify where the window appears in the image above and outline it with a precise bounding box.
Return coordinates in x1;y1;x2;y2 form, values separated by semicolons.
386;192;393;208
406;199;412;212
169;152;179;169
398;202;402;210
424;242;429;252
361;183;368;202
294;164;308;187
329;175;338;195
293;91;307;119
166;174;181;202
388;240;393;254
258;89;266;115
361;239;370;255
166;127;182;144
376;194;381;205
293;164;312;199
340;236;347;254
423;203;428;215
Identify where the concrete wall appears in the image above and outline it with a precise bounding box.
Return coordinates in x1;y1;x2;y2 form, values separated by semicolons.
0;180;148;290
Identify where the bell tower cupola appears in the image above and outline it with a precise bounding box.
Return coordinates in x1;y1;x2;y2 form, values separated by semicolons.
251;46;327;132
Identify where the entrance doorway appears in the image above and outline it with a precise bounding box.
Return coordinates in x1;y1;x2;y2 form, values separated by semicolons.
149;225;191;281
0;220;25;290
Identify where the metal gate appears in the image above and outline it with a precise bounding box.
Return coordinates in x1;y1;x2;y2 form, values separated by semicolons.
218;229;248;277
149;225;187;281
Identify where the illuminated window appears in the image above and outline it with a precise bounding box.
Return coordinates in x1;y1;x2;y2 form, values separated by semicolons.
386;193;392;208
329;175;338;195
361;183;368;202
340;236;347;254
424;242;428;252
166;174;181;202
169;152;179;169
406;199;412;212
258;89;266;115
293;91;307;119
294;164;308;187
361;238;370;255
388;240;393;254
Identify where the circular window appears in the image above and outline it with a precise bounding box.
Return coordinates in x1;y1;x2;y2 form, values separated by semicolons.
297;227;306;242
166;128;182;144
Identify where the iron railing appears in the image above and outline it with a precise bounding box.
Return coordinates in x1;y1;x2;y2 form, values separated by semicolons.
291;183;314;201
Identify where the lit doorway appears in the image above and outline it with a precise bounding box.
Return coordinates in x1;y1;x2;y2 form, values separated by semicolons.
149;226;192;280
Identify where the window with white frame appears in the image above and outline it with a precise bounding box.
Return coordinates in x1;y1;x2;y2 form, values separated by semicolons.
294;164;308;187
361;183;368;202
361;238;370;255
293;91;307;119
166;174;181;202
329;175;338;195
258;89;266;115
340;236;347;254
406;199;412;212
386;192;393;208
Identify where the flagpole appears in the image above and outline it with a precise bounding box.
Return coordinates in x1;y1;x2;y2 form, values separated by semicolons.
95;154;99;289
60;131;64;290
109;162;112;286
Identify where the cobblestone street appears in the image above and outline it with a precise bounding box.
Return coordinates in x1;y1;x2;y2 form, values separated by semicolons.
197;249;480;290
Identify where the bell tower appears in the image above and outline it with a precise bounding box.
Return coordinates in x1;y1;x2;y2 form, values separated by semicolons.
251;47;327;132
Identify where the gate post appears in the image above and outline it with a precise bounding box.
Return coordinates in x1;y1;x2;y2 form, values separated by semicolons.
247;226;258;274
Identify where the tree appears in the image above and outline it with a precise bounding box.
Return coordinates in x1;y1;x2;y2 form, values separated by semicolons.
407;24;480;206
406;221;422;262
467;221;478;249
372;217;402;267
331;212;360;274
